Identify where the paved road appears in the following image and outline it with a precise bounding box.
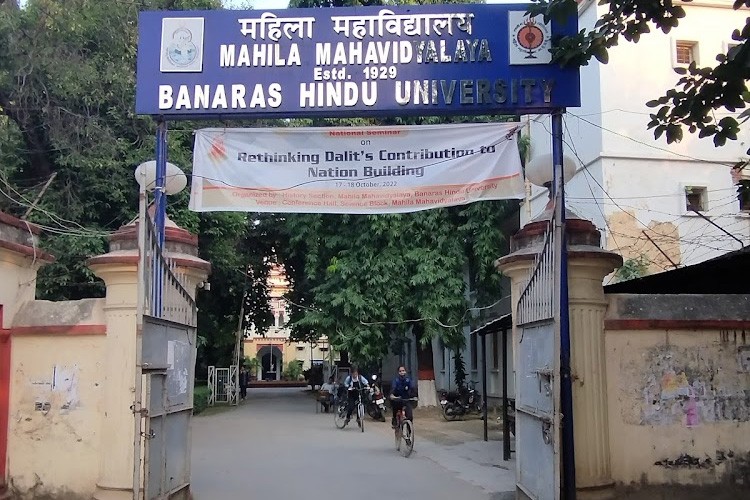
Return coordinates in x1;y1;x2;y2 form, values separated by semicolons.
191;387;510;500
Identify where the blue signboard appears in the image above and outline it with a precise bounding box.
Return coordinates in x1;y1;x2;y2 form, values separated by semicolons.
136;4;579;119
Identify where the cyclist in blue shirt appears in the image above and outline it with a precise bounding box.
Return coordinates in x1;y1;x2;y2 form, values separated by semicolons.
389;365;414;428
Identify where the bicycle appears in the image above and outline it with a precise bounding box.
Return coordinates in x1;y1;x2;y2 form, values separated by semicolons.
392;396;418;457
334;387;365;433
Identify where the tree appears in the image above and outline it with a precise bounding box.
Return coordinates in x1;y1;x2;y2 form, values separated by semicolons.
531;0;750;171
274;1;522;366
0;0;278;375
277;198;517;365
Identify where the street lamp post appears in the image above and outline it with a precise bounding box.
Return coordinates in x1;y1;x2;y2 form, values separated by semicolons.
525;113;577;499
154;120;168;246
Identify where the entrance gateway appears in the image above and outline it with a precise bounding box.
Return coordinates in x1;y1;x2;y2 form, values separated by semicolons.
135;4;580;500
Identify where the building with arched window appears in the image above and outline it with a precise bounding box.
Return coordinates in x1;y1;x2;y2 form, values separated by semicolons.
242;264;333;381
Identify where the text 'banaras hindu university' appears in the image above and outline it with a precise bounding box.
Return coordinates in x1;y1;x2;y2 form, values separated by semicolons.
157;10;556;111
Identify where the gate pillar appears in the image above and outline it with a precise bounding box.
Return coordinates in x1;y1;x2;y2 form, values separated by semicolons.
497;208;621;496
87;216;209;500
88;224;141;500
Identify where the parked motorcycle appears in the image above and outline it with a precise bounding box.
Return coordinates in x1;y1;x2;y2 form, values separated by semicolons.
366;374;387;422
439;381;483;421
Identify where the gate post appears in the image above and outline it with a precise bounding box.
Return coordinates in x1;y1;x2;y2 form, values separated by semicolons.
88;217;209;499
497;210;622;496
88;225;141;500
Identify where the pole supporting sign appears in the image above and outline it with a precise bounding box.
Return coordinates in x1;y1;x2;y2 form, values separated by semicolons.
190;122;524;213
136;4;580;118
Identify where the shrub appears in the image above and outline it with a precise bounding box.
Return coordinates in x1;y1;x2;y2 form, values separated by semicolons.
283;360;304;381
244;356;261;377
193;385;210;415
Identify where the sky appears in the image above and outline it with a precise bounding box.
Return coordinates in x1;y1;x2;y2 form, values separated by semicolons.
17;0;525;9
222;0;290;9
222;0;527;11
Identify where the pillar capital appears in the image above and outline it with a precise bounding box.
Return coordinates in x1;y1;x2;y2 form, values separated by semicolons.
88;215;210;287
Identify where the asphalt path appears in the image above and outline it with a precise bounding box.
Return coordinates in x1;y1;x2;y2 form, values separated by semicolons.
191;387;497;500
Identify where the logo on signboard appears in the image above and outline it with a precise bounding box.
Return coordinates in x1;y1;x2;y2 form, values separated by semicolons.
160;18;204;72
509;12;551;65
207;136;228;164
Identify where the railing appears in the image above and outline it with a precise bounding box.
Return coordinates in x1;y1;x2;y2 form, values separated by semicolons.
516;218;555;326
134;196;198;499
143;214;197;327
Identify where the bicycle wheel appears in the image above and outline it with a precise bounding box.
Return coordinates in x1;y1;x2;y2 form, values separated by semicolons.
334;402;348;429
357;402;365;433
399;420;414;457
394;421;401;451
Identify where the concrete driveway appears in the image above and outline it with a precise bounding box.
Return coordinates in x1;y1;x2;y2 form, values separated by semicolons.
190;387;515;500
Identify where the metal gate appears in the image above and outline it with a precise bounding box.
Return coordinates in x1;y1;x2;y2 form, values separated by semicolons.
142;317;194;499
515;220;560;500
207;366;237;406
135;192;197;500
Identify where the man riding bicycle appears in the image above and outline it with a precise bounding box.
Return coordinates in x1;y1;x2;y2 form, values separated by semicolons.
389;365;414;429
344;367;369;426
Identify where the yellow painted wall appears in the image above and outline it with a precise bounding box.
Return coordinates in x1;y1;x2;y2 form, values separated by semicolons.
8;332;105;497
605;328;750;486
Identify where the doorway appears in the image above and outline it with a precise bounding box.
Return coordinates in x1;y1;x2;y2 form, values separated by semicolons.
258;345;283;381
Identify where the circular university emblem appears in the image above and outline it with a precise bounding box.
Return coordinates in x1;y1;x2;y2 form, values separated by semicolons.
166;28;198;67
511;16;550;60
518;21;545;52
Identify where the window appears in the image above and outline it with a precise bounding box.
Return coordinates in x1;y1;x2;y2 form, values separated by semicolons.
724;42;740;61
673;40;697;67
685;186;708;212
739;171;750;212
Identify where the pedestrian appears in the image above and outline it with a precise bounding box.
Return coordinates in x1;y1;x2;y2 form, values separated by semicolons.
239;366;249;400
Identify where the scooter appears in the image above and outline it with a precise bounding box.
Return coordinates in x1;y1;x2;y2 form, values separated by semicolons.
366;374;387;422
439;381;483;421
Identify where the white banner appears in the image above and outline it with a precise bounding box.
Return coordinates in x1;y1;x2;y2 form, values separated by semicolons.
189;123;524;214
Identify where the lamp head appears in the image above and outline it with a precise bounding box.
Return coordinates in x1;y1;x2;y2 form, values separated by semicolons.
135;160;187;195
525;153;577;188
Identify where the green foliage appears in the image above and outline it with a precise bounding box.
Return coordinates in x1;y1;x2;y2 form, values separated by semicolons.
244;356;261;373
0;0;270;379
453;349;466;388
280;201;515;365
283;360;304;381
615;254;650;282
193;385;210;415
530;0;750;169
